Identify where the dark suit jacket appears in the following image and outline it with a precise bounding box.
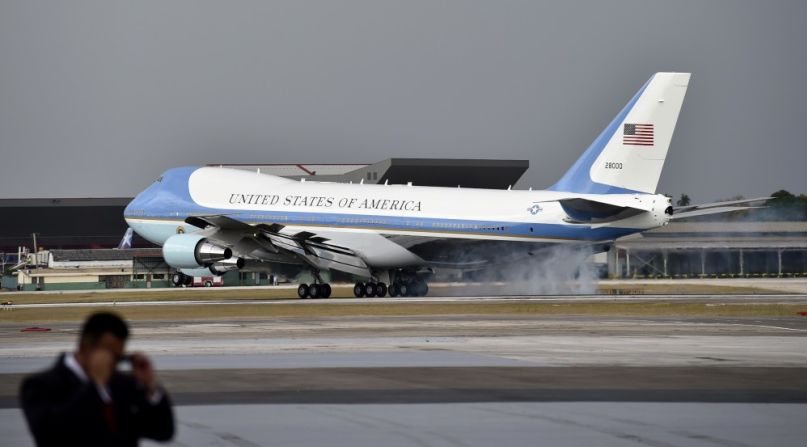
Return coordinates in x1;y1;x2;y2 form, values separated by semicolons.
19;353;174;447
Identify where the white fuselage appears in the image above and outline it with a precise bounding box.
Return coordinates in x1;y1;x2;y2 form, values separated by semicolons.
125;167;670;268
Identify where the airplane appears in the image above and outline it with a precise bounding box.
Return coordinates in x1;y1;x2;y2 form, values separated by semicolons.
123;72;762;298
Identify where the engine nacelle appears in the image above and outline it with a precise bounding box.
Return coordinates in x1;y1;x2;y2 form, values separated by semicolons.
208;257;245;275
162;234;232;269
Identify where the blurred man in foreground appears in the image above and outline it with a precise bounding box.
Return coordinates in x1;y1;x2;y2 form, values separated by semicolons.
20;312;174;446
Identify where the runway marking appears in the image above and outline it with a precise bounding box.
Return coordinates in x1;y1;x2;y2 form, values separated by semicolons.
721;323;807;333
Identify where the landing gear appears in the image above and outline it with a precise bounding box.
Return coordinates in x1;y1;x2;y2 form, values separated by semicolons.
297;283;309;298
297;270;332;299
171;272;192;287
352;281;388;298
386;267;432;297
297;282;333;299
389;279;428;297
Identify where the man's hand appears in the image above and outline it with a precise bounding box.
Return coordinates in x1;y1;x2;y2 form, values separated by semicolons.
130;352;158;397
86;349;115;387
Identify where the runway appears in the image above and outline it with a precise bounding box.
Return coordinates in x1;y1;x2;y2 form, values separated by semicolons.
2;295;807;446
6;293;807;309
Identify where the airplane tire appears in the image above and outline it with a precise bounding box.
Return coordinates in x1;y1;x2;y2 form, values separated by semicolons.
365;282;377;297
322;283;332;298
297;284;310;299
353;282;365;297
171;273;184;287
410;281;426;297
309;283;321;299
376;282;388;297
400;283;410;297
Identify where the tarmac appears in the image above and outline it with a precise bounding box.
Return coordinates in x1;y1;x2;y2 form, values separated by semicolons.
1;293;806;446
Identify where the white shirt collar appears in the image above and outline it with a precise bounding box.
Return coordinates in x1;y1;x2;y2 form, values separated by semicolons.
64;352;89;382
64;352;113;403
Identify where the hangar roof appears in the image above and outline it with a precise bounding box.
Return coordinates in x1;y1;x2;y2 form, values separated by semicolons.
616;221;807;250
50;248;162;262
212;158;530;189
209;164;367;177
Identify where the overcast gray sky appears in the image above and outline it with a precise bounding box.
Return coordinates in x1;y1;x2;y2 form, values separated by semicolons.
1;0;805;201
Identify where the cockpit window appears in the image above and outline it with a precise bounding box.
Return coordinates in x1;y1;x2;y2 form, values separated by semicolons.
156;176;164;183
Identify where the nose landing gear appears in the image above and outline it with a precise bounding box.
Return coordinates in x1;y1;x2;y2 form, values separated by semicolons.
171;272;193;287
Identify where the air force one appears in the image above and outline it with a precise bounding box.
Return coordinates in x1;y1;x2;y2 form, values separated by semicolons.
123;72;760;298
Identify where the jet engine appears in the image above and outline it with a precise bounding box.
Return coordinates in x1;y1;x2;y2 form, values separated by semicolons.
208;257;245;275
162;234;232;269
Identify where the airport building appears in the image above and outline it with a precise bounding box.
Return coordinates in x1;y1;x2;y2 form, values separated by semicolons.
609;221;807;278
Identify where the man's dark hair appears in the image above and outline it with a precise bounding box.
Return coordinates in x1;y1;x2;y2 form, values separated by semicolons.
80;312;129;344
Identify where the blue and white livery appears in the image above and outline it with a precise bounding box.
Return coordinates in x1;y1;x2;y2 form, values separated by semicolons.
125;73;692;298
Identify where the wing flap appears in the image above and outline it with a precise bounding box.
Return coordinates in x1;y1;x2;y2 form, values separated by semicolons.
192;215;372;278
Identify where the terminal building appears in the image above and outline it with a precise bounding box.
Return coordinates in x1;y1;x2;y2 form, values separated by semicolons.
609;221;807;278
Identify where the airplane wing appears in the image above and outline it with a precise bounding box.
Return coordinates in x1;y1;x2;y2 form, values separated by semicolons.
185;215;373;278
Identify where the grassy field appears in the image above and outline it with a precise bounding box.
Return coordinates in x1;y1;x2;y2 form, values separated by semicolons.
1;301;806;323
0;282;787;306
1;280;804;323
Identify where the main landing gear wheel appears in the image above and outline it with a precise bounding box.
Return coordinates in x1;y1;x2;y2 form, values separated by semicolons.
171;273;192;287
297;284;310;299
414;281;428;297
390;280;428;297
353;282;388;298
298;283;333;299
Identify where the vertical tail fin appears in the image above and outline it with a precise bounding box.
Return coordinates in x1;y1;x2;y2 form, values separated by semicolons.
117;228;133;249
550;72;691;194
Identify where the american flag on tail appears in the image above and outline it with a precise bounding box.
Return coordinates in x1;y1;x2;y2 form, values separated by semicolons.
623;123;654;146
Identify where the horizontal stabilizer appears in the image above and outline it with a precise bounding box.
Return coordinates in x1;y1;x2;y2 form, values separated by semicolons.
674;197;771;213
672;206;766;220
538;196;652;224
